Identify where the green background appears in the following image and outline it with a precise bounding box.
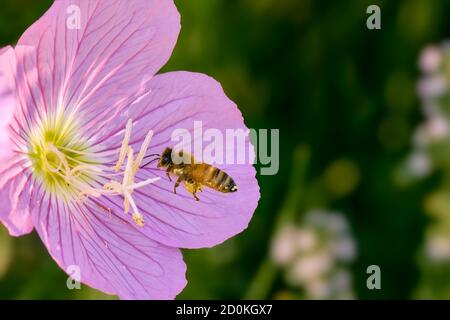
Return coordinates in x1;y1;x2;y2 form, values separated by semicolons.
0;0;449;299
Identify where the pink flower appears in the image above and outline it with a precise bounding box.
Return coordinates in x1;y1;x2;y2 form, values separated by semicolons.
0;46;15;162
0;0;259;299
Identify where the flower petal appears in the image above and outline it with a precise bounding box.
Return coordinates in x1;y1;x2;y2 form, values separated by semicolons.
97;72;260;249
0;47;34;237
32;194;186;299
14;0;180;139
0;46;16;162
0;156;34;237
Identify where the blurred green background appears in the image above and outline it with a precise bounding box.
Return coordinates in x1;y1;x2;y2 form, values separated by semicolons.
1;0;450;299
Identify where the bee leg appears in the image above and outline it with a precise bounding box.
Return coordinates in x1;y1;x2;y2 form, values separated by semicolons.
166;166;173;182
191;183;201;201
193;185;203;201
192;192;200;201
173;176;182;194
184;180;201;201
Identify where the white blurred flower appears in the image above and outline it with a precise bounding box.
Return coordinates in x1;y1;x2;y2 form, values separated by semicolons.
426;116;449;139
295;228;317;252
417;76;447;99
290;251;333;282
414;41;450;298
426;234;450;262
272;210;357;299
419;46;442;74
407;152;432;177
330;269;352;292
413;116;449;147
329;269;355;299
332;237;356;262
271;224;298;266
305;277;331;299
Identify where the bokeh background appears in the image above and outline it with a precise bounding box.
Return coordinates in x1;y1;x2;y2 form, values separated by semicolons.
1;0;450;299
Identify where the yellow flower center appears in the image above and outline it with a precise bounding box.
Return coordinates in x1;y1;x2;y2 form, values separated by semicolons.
28;111;98;199
27;111;158;227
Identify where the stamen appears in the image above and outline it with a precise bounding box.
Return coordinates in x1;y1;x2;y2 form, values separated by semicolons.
124;190;143;227
114;119;133;172
99;123;159;227
132;213;145;228
30;115;159;228
126;177;161;190
133;129;154;174
123;147;134;213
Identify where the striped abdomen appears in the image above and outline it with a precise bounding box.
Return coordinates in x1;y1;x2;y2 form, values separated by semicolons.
192;164;238;193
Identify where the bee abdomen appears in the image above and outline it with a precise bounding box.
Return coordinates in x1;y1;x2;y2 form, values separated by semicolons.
205;166;238;193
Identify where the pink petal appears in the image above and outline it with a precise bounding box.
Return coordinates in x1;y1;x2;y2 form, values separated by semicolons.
14;0;180;139
32;194;186;300
0;156;34;236
0;46;16;162
97;72;260;249
0;47;34;236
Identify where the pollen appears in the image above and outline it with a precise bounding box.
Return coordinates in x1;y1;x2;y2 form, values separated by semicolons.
28;111;98;199
28;113;159;227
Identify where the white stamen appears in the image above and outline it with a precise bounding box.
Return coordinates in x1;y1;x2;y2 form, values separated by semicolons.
40;118;158;228
123;191;144;227
114;119;133;172
123;191;138;214
122;147;134;213
134;129;154;174
126;177;161;190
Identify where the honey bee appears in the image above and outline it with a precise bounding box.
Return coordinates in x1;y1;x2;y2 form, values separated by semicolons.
142;147;238;201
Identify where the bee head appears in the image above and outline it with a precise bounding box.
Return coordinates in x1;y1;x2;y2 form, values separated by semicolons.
157;148;173;168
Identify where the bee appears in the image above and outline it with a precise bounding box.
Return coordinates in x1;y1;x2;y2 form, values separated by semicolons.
142;147;238;201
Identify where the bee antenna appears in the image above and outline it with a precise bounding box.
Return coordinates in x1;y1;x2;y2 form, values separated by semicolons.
141;157;160;168
144;153;160;159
